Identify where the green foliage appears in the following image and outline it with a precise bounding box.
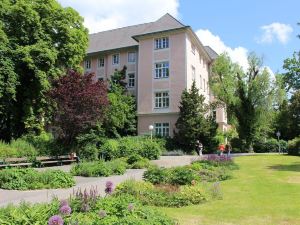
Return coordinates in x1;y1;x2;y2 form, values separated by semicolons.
126;154;151;169
0;192;175;225
169;167;199;185
70;159;127;177
211;53;277;149
103;66;137;138
0;0;88;141
115;180;208;208
174;80;218;153
287;136;300;155
143;166;171;184
253;138;288;153
282;51;300;91
21;131;54;156
99;136;163;160
0;168;75;190
0;139;37;158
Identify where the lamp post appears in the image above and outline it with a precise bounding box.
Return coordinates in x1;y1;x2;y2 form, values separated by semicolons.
149;125;154;140
276;131;281;154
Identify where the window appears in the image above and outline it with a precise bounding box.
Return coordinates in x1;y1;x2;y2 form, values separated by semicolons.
155;37;169;49
128;52;136;63
98;77;104;82
212;110;217;121
128;73;135;88
203;78;206;92
98;57;104;68
207;81;209;93
191;44;196;54
84;59;91;70
203;60;206;68
112;54;120;65
155;62;169;79
155;92;169;108
192;66;196;80
200;74;202;89
155;123;170;137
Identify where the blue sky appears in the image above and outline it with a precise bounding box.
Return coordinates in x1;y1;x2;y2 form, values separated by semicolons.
59;0;299;73
179;0;300;73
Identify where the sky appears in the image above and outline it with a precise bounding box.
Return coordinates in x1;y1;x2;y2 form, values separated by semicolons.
58;0;299;74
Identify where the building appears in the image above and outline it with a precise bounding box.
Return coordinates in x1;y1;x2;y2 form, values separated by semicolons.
84;13;227;137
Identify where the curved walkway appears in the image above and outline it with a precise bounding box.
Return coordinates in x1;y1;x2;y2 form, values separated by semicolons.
0;156;199;207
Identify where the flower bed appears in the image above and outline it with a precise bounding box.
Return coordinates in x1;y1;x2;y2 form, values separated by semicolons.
0;183;175;225
0;168;75;190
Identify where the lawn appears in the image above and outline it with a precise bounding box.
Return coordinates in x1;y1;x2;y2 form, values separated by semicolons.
160;155;300;225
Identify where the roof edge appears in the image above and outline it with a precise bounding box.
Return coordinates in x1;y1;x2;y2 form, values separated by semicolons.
132;26;190;42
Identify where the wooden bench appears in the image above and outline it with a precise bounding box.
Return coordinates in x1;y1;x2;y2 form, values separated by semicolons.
0;155;78;169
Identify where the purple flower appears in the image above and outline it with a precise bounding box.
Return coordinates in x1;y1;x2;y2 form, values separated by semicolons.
59;199;69;208
59;205;72;215
99;209;107;218
105;181;114;195
128;203;134;212
48;215;64;225
81;203;90;212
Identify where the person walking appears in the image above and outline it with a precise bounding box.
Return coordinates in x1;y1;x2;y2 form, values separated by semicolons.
218;143;225;155
196;140;203;156
225;143;232;156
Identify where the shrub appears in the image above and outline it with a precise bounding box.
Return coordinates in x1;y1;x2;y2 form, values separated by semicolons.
22;132;54;156
126;154;151;169
287;136;300;156
70;159;127;177
78;144;99;161
253;138;287;153
99;139;120;160
0;190;175;225
0;168;75;190
115;180;208;208
169;166;198;185
143;166;171;184
99;136;164;160
0;139;37;158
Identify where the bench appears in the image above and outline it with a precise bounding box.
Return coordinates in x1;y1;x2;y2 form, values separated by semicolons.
0;155;78;169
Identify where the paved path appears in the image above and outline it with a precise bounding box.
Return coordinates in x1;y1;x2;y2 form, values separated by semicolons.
0;156;199;207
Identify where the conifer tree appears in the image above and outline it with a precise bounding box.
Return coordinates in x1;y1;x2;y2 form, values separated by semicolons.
174;81;218;153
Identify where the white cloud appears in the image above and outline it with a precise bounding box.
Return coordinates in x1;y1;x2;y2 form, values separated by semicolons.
258;23;293;44
196;29;249;70
57;0;179;33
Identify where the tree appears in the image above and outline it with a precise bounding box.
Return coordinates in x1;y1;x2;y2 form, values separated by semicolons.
49;70;109;152
103;66;137;137
282;23;300;91
282;52;300;91
174;81;218;153
289;90;300;137
211;53;276;150
0;0;88;142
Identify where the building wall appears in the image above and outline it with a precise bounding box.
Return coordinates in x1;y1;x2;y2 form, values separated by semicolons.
137;31;186;136
185;35;210;104
84;47;138;95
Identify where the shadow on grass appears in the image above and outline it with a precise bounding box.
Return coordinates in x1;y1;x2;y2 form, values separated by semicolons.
268;162;300;172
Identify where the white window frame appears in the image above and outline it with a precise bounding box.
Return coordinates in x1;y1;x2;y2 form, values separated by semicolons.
154;91;169;109
112;53;120;65
155;62;169;79
203;78;206;92
128;73;135;88
128;52;136;63
200;74;202;89
155;123;170;137
98;57;104;68
155;37;169;49
84;59;91;70
192;66;196;80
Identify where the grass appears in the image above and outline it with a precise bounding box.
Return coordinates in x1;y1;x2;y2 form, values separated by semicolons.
159;155;300;225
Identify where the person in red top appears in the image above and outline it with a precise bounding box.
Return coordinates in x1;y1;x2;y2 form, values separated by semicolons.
218;144;225;155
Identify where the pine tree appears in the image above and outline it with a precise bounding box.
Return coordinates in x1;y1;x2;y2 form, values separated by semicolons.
174;80;218;153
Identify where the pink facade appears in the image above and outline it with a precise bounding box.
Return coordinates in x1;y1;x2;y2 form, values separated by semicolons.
84;14;228;137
